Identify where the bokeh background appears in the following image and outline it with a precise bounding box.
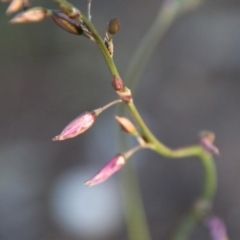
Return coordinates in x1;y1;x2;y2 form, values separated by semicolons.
1;0;240;239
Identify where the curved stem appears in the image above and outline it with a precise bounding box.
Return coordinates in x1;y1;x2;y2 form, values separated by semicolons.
199;152;217;202
171;153;217;240
79;4;217;240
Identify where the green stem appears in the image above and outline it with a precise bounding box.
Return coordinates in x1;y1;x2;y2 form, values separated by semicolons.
80;14;172;152
127;101;203;158
82;14;173;149
199;152;217;202
81;15;120;77
118;134;152;240
120;160;152;240
81;13;194;157
80;13;154;240
171;153;217;240
79;4;217;240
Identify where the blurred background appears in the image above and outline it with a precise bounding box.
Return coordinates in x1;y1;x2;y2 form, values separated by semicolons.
1;0;240;239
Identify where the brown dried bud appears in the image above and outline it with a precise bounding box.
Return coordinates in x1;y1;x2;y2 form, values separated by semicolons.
111;76;124;91
52;111;96;141
51;10;83;35
115;116;137;134
107;18;120;35
10;7;48;23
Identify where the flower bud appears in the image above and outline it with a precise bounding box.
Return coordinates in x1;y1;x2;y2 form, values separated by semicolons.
6;0;23;14
85;145;143;186
199;131;219;155
111;76;124;91
52;111;96;141
51;10;84;35
85;154;125;186
10;7;48;23
115;116;137;134
54;0;80;18
206;216;229;240
107;18;120;35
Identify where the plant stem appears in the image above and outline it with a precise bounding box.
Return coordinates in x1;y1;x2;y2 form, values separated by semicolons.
81;13;155;240
81;15;120;77
120;160;152;240
171;153;217;240
79;3;217;240
100;99;122;112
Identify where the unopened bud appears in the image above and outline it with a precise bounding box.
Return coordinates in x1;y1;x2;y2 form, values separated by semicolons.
199;131;219;155
51;10;84;35
85;145;143;186
54;0;80;18
115;116;137;134
52;111;96;141
85;154;125;186
10;7;48;23
6;0;23;14
206;216;229;240
107;18;120;35
111;76;124;91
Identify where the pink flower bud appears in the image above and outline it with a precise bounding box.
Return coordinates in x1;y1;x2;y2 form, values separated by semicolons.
206;216;229;240
200;138;219;155
6;0;23;14
10;7;48;23
52;111;96;141
85;154;125;186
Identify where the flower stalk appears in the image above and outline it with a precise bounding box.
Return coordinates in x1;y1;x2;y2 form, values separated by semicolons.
78;5;218;240
2;0;219;239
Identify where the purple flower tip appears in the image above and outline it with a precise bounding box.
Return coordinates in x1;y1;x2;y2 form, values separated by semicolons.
85;155;125;186
207;216;229;240
52;111;96;141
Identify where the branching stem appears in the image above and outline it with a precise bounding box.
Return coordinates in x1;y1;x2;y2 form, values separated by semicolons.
79;4;217;240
